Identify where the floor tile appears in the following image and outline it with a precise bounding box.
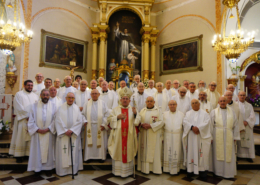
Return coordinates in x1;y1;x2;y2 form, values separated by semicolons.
3;179;20;185
232;176;251;185
215;179;233;185
108;176;135;185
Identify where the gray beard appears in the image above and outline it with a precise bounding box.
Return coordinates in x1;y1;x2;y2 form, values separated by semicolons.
199;87;205;91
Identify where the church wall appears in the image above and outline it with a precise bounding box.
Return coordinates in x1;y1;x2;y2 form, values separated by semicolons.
154;0;217;86
27;1;96;84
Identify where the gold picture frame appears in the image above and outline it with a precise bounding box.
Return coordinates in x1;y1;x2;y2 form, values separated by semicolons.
160;35;203;75
39;29;88;73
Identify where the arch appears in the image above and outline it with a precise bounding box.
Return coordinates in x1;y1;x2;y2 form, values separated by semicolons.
31;7;91;31
157;14;216;37
106;5;144;25
240;51;260;72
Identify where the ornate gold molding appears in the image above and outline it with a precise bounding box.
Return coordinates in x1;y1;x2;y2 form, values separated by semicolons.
150;71;155;81
227;78;238;87
92;70;97;80
143;70;149;80
240;51;260;72
99;68;105;78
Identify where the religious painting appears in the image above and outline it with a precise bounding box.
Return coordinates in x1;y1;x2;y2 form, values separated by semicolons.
160;35;203;75
106;10;142;82
0;94;12;124
39;29;88;73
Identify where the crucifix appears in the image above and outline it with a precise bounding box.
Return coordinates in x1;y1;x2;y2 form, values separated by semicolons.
63;145;67;154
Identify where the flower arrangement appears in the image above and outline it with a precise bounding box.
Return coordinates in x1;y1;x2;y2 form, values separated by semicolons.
0;119;10;134
249;94;260;107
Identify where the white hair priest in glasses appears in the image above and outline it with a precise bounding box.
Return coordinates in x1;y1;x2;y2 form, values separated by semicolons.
82;89;110;162
134;96;164;174
204;81;220;109
108;87;138;177
54;92;85;176
27;89;56;177
171;86;191;115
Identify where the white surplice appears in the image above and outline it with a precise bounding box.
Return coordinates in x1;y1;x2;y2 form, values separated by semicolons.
163;88;176;100
186;91;199;101
233;94;239;102
56;87;61;94
204;89;220;109
227;101;244;131
163;110;185;174
199;100;213;114
135;106;164;174
32;81;45;96
172;88;179;95
57;86;77;103
27;101;56;172
99;90;118;113
75;90;91;109
153;92;169;113
210;108;240;178
171;95;191;115
237;101;256;158
145;88;157;97
82;99;110;161
183;109;211;174
9;90;39;156
49;96;62;110
130;92;149;113
54;103;83;176
108;105;138;177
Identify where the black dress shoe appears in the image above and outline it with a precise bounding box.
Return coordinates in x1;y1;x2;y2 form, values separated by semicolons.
45;170;52;177
247;158;254;163
34;172;41;176
237;157;241;161
16;157;23;163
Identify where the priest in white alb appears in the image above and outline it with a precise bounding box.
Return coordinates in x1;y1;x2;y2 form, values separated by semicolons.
183;99;211;180
49;86;62;110
135;96;164;174
226;84;239;102
199;91;212;114
210;97;240;178
54;92;84;176
116;80;126;97
9;80;39;163
108;81;118;100
57;76;77;103
108;87;138;177
130;75;141;93
163;100;185;175
172;80;180;94
75;80;91;112
27;89;56;176
186;82;199;100
171;86;191;115
144;80;157;96
130;82;148;113
99;81;118;113
204;81;220;109
96;77;104;93
54;78;61;93
32;73;45;96
82;89;110;162
153;82;169;113
88;80;98;94
163;80;176;99
237;91;256;163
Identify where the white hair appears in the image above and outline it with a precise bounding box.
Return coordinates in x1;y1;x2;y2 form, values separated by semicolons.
80;80;88;85
134;75;140;79
156;82;164;87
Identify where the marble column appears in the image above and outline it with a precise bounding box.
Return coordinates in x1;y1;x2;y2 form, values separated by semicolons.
150;39;156;81
142;34;150;80
91;36;98;80
99;31;107;78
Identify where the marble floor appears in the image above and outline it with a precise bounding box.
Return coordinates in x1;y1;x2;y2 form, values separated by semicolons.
0;169;260;185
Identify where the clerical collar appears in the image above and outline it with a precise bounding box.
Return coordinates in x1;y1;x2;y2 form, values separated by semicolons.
102;90;108;93
65;86;71;88
228;100;233;105
138;91;143;95
147;106;154;109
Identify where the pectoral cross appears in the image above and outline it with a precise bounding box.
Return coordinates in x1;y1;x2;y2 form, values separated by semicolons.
71;143;75;151
123;146;127;155
174;151;177;159
122;128;127;137
63;145;67;153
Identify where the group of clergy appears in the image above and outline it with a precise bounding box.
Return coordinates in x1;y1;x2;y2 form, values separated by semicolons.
8;73;256;180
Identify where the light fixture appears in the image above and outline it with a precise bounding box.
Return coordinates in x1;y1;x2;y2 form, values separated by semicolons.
0;0;33;55
212;0;254;61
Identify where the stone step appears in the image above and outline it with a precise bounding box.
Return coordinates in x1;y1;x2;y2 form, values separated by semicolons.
0;140;11;145
0;148;9;154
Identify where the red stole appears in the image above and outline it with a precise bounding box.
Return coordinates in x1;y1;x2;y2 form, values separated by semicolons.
121;108;129;163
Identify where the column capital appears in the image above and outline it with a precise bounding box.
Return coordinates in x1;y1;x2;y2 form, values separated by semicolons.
92;70;97;80
142;33;150;43
92;34;99;43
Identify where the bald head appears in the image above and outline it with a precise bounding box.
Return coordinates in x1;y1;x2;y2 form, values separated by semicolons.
64;76;72;87
66;92;75;105
49;86;57;98
148;80;154;88
80;80;88;91
168;100;177;112
156;82;163;92
173;80;179;88
219;96;228;108
191;99;200;111
120;80;126;88
146;96;155;109
137;82;145;93
224;90;233;103
35;73;44;83
91;89;100;101
101;81;108;91
54;78;61;88
90;80;97;89
226;84;235;93
165;80;172;89
238;91;246;102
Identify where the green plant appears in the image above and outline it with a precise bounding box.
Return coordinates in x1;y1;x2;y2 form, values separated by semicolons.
0;120;10;134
